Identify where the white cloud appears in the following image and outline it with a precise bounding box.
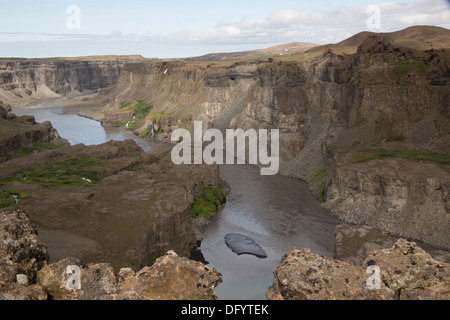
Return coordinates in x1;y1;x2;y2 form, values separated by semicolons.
1;0;449;55
146;0;449;46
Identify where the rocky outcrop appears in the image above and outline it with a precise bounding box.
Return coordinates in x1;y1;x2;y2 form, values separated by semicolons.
0;103;68;162
325;159;450;250
0;59;128;107
0;210;222;300
334;223;450;266
266;239;450;300
92;34;450;251
35;251;222;300
0;210;49;300
0;139;224;270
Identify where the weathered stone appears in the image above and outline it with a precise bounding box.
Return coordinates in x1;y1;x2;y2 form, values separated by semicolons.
36;258;125;300
266;248;396;300
0;210;49;286
363;239;450;299
119;251;222;300
16;274;28;286
267;239;450;300
0;284;47;300
36;257;85;300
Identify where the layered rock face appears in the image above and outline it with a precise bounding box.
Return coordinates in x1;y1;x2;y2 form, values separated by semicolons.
0;102;68;162
96;36;449;250
0;59;124;105
0;140;224;270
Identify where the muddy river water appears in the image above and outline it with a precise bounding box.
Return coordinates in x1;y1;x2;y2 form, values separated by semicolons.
13;105;341;300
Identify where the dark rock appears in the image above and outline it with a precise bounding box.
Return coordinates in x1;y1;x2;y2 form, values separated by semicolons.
224;233;267;258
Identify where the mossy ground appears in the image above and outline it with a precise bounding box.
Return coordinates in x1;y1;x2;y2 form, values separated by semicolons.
14;142;65;158
0;189;22;208
190;186;226;218
3;157;103;188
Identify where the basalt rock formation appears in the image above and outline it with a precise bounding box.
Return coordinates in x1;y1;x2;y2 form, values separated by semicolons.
0;210;222;300
87;29;449;251
0;57;144;106
0;103;68;162
266;238;450;300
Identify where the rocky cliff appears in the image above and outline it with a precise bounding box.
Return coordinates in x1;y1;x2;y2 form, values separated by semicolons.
0;102;68;162
0;58;128;106
0;137;225;270
89;34;449;251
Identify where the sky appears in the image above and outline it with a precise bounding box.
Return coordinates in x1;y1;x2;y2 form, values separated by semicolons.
0;0;449;59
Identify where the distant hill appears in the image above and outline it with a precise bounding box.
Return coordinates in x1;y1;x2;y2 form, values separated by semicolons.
306;25;450;56
180;42;319;61
178;26;450;63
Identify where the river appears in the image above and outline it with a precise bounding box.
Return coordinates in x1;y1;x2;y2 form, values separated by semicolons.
12;105;341;300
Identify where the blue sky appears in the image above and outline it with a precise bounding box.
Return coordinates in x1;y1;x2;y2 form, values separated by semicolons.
1;0;449;58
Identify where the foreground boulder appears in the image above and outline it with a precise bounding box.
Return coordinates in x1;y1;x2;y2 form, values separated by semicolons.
35;251;222;300
0;210;222;300
118;251;222;300
0;210;49;300
267;239;450;300
334;223;450;266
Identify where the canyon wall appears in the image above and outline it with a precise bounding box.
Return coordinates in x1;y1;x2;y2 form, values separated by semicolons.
0;59;125;106
97;36;449;250
2;36;449;251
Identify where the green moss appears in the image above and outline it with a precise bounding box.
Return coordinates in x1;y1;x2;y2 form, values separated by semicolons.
353;148;450;165
134;100;154;120
15;146;31;156
249;53;277;60
150;128;163;141
312;166;327;203
191;186;226;219
0;189;22;208
148;111;171;123
141;128;151;137
33;142;65;152
390;60;429;81
350;115;367;129
14;142;64;158
4;157;103;188
386;135;406;142
120;101;132;109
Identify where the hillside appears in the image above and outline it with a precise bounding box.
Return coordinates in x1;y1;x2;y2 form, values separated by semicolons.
180;42;319;61
305;25;450;56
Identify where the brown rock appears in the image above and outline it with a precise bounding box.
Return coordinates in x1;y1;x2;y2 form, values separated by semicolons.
266;248;396;300
267;239;450;300
36;258;121;300
0;284;47;300
0;210;49;285
363;239;450;299
119;251;222;300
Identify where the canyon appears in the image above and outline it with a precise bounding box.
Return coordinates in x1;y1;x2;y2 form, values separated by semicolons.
0;25;449;300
